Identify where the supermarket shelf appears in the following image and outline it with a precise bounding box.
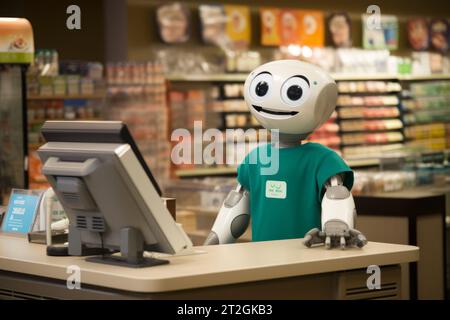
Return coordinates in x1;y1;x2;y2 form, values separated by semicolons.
27;94;105;100
28;117;102;126
346;158;380;167
167;73;248;82
167;73;450;83
337;90;401;94
397;74;450;81
175;158;380;178
333;73;399;81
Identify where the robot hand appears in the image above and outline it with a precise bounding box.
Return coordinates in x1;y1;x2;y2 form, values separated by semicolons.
303;227;367;249
204;184;250;245
303;175;367;249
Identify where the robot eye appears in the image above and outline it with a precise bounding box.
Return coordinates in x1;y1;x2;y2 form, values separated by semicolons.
255;81;269;97
287;85;303;100
249;72;273;100
281;76;310;107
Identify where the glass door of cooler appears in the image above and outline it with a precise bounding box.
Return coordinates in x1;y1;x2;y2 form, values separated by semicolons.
0;65;27;205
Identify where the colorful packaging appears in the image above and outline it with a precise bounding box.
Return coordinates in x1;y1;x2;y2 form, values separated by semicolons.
279;9;301;45
362;14;398;50
260;8;281;46
156;2;191;44
408;18;429;51
0;18;34;63
224;5;251;49
327;12;352;48
298;10;324;47
199;5;227;45
430;19;449;53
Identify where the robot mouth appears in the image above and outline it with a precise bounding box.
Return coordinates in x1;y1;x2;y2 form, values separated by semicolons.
252;105;298;116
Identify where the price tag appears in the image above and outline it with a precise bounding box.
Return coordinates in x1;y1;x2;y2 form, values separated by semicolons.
1;189;44;233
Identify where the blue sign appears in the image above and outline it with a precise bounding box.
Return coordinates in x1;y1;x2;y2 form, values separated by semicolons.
2;189;43;233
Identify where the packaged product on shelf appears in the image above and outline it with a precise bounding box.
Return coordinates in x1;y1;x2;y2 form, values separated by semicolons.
87;62;104;80
430;19;449;54
63;100;82;120
338;106;399;119
223;83;243;98
66;75;80;96
297;10;324;47
362;14;398;50
38;76;53;96
260;7;281;46
342;132;403;145
28;150;48;186
406;137;447;151
279;9;301;45
354;169;418;195
342;143;404;159
335;48;390;74
222;100;247;112
327;12;352;48
199;5;228;46
157;2;190;44
52;76;66;96
80;78;94;95
337;81;401;93
235;51;261;72
106;60;170;181
223;5;251;49
407;18;430;51
341;119;403;132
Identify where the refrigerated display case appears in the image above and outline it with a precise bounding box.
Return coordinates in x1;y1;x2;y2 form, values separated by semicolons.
0;18;34;204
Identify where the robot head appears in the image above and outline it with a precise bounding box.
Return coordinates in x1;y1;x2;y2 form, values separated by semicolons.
244;60;338;136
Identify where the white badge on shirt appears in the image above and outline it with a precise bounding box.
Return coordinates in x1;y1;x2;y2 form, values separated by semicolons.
265;180;287;199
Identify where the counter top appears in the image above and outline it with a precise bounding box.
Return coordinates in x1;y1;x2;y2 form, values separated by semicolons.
357;185;450;200
0;233;419;293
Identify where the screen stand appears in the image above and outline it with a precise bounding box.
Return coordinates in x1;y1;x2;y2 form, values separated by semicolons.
85;227;169;268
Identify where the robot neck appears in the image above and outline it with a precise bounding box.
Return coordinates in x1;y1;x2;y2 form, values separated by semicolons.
273;133;310;148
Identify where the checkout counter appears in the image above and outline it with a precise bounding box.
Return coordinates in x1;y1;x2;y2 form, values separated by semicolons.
0;121;420;300
355;185;449;300
0;233;418;300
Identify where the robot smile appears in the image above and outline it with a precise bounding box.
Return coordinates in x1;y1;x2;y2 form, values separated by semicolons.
252;105;298;117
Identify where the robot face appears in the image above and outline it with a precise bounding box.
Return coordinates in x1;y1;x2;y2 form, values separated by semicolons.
244;60;338;135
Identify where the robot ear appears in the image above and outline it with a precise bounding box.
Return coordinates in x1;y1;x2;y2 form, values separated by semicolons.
314;82;338;128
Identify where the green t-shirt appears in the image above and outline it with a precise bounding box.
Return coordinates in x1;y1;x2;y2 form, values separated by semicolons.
237;142;353;242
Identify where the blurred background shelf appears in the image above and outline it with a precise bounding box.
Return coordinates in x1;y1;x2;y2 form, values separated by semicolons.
27;94;106;100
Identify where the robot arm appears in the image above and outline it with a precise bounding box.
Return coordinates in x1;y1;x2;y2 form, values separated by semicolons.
204;184;250;245
304;174;367;249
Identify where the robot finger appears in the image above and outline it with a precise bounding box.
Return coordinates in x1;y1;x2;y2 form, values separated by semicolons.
340;236;346;250
349;229;367;248
356;234;368;248
303;228;325;247
325;236;331;249
303;235;313;247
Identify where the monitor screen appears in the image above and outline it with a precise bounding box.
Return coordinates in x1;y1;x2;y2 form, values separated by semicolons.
41;121;162;196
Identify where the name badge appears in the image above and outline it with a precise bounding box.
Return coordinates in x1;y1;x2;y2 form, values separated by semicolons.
265;180;287;199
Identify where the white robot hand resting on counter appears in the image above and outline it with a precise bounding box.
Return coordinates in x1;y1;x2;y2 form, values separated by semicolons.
204;60;367;249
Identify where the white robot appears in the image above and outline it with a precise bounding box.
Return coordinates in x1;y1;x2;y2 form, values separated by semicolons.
204;60;367;249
